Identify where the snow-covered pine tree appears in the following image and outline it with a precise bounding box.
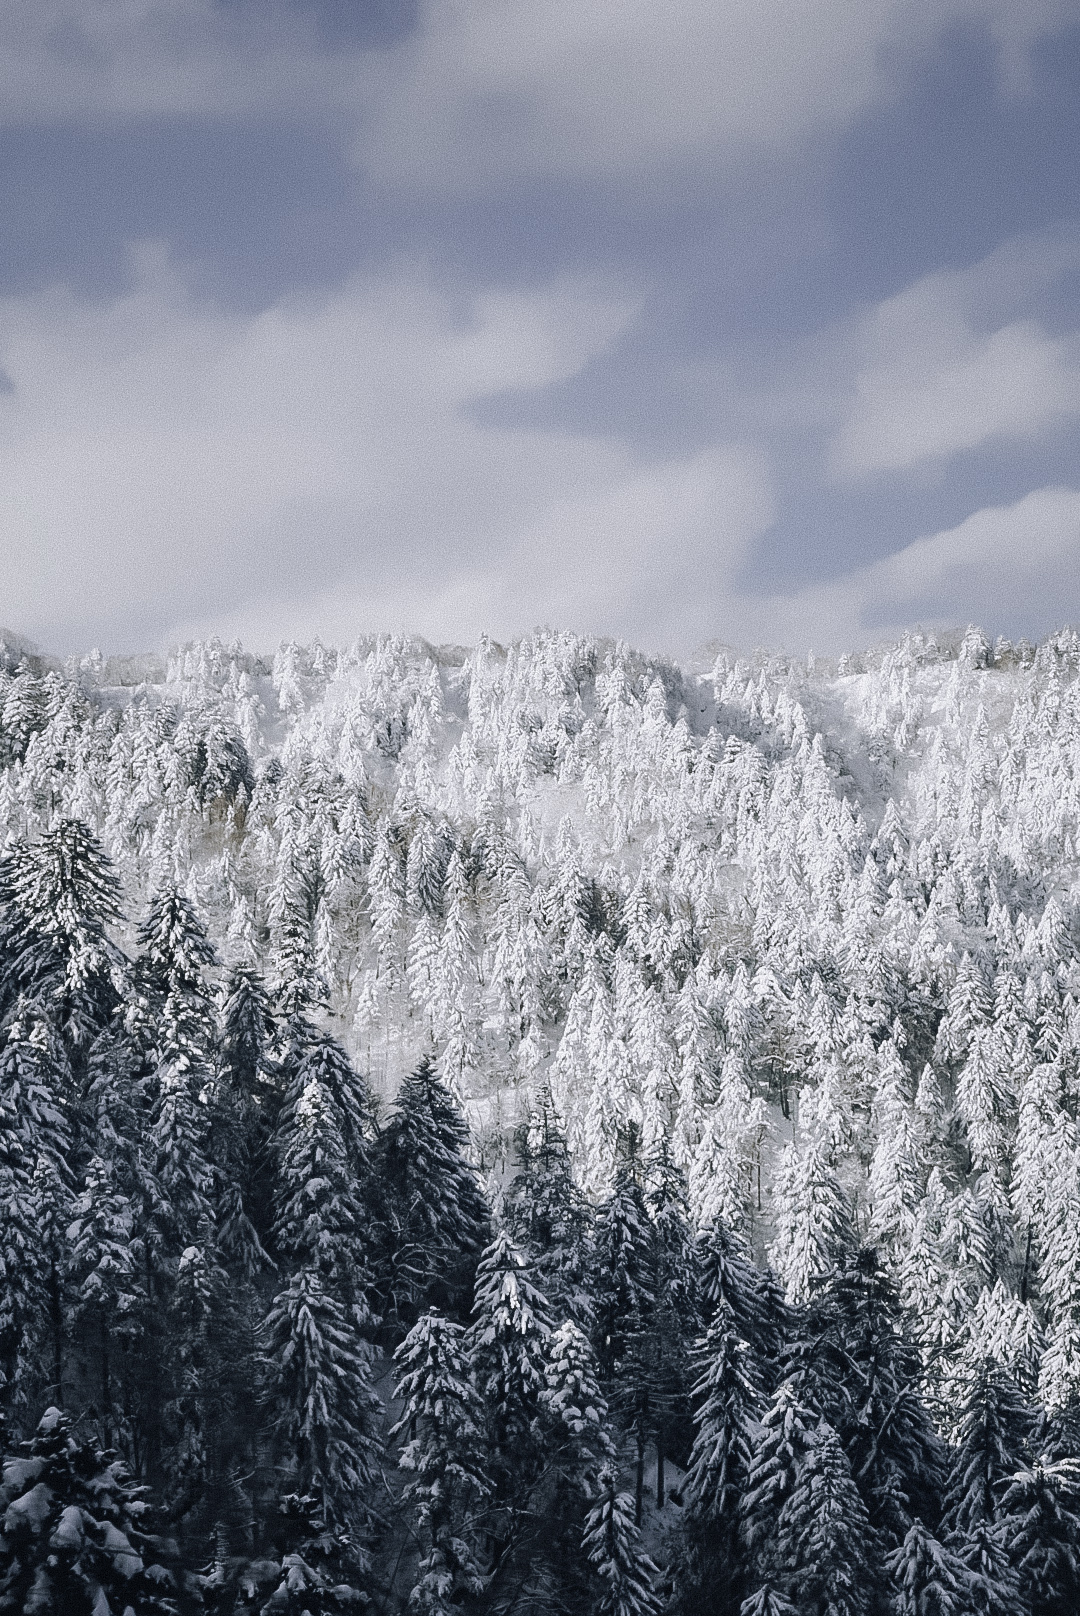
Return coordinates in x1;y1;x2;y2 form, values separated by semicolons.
464;1228;553;1601
503;1083;594;1325
0;1405;180;1614
791;1248;945;1547
772;1422;878;1616
391;1310;491;1614
373;1054;490;1328
582;1464;661;1616
887;1518;973;1616
673;1304;762;1616
215;963;279;1274
263;1030;380;1547
999;1459;1080;1616
0;819;125;1063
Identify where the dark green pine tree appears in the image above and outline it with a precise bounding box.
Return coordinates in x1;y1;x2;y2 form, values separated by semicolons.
137;889;220;1262
644;1147;700;1509
673;1304;763;1616
0;819;125;1063
262;1030;380;1558
0;1405;180;1614
68;1023;159;1464
942;1358;1031;1540
526;1318;619;1614
0;1002;74;1419
791;1248;945;1546
696;1218;787;1378
740;1381;817;1592
940;1358;1031;1616
592;1137;657;1525
391;1310;491;1614
581;1464;661;1616
373;1054;490;1329
215;964;280;1272
135;889;244;1553
503;1082;594;1325
1000;1459;1080;1616
464;1228;553;1601
887;1518;972;1616
774;1422;878;1616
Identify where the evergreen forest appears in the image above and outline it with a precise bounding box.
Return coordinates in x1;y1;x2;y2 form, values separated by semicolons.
2;623;1080;1613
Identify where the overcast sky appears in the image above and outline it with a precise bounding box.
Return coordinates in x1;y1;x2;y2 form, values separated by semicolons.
3;0;1080;657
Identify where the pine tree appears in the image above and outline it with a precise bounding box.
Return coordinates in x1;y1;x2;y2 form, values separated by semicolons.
674;1306;762;1616
261;1268;379;1538
1000;1460;1080;1616
582;1464;661;1616
265;1031;380;1538
697;1219;786;1373
769;1136;853;1306
467;1228;552;1456
391;1311;491;1614
215;963;279;1274
374;1055;490;1328
887;1518;972;1616
774;1422;878;1616
943;1357;1031;1539
504;1084;594;1325
0;1405;179;1614
0;819;125;1059
740;1381;817;1583
0;1004;74;1415
792;1249;945;1546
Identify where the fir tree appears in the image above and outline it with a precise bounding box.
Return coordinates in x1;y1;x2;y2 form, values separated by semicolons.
887;1518;972;1616
373;1054;490;1328
792;1249;945;1546
773;1422;878;1616
942;1357;1031;1539
582;1464;661;1616
504;1084;594;1325
674;1305;762;1616
1000;1460;1080;1616
0;820;125;1059
0;1405;179;1614
391;1310;491;1615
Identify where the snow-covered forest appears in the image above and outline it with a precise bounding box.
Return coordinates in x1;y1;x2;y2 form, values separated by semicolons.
2;622;1080;1613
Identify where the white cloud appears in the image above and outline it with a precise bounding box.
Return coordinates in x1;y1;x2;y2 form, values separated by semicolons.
831;234;1080;476
0;247;777;654
0;1;1070;183
355;0;1075;189
729;486;1080;653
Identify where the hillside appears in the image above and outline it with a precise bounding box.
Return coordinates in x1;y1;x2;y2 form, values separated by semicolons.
2;621;1080;1610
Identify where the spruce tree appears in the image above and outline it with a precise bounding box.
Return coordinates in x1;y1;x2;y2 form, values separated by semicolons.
0;819;124;1057
504;1084;594;1325
264;1031;380;1541
887;1518;971;1616
792;1249;945;1545
391;1310;491;1614
1000;1460;1080;1616
582;1464;661;1616
774;1422;878;1616
465;1229;552;1596
373;1054;489;1328
674;1305;762;1616
0;1406;179;1614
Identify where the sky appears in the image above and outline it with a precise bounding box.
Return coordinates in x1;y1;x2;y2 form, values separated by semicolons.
2;0;1080;659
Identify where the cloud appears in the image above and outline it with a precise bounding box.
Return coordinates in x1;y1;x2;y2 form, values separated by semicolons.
832;237;1080;476
355;0;1076;190
0;245;778;654
0;2;1070;184
728;485;1080;653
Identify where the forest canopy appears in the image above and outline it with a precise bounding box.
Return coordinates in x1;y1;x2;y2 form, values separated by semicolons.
1;623;1080;1613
